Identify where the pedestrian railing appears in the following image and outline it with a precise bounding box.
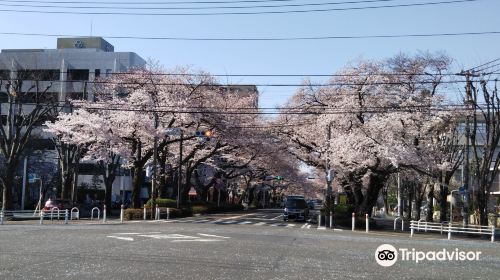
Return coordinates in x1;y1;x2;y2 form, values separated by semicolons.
410;220;496;242
394;217;404;231
90;207;100;221
39;209;69;225
70;207;79;220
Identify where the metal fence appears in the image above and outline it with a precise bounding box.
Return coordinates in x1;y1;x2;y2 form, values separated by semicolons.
410;220;496;242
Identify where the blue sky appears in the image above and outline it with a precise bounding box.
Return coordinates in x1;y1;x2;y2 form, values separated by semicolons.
1;0;499;108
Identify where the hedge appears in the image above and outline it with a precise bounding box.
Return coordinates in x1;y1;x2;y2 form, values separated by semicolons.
123;203;244;220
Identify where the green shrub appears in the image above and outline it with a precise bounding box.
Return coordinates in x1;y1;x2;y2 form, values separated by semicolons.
145;198;177;208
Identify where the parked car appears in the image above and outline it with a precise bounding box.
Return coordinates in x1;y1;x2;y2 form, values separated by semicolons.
283;196;309;222
43;198;73;212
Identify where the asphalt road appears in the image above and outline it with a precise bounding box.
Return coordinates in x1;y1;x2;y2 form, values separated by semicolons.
1;210;499;280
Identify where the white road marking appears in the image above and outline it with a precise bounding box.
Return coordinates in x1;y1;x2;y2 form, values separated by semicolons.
306;225;311;229
138;234;198;239
114;232;141;235
334;229;344;232
221;220;237;224
171;239;223;243
197;233;230;239
218;214;254;220
272;215;282;220
286;224;296;227
254;222;266;226
237;221;253;225
194;219;211;223
317;227;326;230
107;236;134;241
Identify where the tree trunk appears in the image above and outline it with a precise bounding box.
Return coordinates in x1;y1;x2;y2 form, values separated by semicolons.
426;183;434;221
477;188;488;225
1;164;16;210
356;172;388;216
131;166;144;209
439;180;448;223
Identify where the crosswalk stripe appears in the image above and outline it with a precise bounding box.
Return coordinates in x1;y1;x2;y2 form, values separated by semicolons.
286;224;295;227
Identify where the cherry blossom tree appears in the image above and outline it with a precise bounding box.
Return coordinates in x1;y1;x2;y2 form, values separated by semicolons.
275;53;456;216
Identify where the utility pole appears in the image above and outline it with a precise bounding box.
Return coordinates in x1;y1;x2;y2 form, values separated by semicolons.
325;123;333;226
151;113;159;219
177;130;183;209
462;71;476;226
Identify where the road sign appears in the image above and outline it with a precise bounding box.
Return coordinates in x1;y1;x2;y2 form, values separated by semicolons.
459;186;466;195
28;174;37;183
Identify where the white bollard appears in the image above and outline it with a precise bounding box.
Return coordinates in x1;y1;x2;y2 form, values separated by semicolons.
365;214;369;233
318;213;322;228
448;223;452;240
143;204;146;221
39;212;44;225
492;226;495;243
155;204;159;220
64;209;68;225
352;213;355;231
167;208;170;220
0;210;3;225
103;205;107;223
329;211;333;229
411;227;414;237
120;204;124;223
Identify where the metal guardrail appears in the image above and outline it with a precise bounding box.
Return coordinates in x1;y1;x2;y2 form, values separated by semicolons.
410;220;496;242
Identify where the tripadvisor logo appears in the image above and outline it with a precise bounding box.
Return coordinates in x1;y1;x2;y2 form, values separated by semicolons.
375;244;482;267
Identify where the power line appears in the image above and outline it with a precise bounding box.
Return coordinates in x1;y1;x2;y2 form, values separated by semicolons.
1;30;498;41
0;0;332;5
0;0;438;10
466;57;500;72
0;0;481;16
0;68;477;77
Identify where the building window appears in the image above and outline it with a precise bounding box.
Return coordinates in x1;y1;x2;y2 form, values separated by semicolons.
17;69;60;81
94;69;101;78
106;69;112;77
68;69;89;81
0;70;9;80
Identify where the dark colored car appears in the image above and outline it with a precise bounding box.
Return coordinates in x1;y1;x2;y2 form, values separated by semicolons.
283;197;309;221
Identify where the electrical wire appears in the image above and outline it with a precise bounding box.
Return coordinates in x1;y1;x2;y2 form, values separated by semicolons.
0;0;443;11
1;30;498;41
0;0;481;16
2;69;482;77
0;0;416;5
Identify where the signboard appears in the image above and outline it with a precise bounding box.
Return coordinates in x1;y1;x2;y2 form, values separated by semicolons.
188;187;197;196
339;194;347;205
459;186;465;194
28;174;37;183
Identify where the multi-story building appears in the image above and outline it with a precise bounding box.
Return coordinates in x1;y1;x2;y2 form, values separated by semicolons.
0;37;145;207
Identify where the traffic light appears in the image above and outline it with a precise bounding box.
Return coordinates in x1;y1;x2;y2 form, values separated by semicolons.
195;130;213;141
